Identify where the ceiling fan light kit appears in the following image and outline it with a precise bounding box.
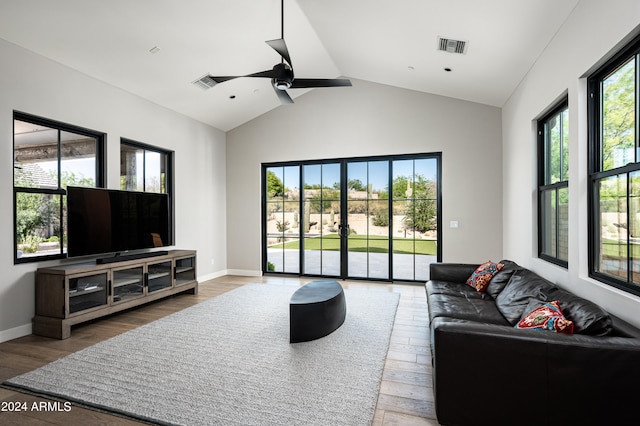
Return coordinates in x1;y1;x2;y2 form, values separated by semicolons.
201;0;351;104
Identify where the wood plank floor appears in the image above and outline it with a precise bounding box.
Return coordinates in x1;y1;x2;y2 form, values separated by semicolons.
0;275;440;425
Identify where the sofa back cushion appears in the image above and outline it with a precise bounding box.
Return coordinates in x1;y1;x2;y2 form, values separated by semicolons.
485;260;519;300
495;269;555;325
539;287;612;336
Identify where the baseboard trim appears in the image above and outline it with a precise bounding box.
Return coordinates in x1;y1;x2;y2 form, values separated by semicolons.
0;323;32;344
225;269;263;277
197;270;228;283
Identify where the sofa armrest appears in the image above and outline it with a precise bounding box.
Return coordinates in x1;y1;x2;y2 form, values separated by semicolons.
428;262;479;283
432;317;640;425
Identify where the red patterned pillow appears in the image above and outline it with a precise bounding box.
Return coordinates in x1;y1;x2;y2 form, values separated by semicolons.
466;261;505;292
515;300;574;334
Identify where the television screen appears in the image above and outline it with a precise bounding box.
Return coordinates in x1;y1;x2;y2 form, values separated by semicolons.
67;186;171;258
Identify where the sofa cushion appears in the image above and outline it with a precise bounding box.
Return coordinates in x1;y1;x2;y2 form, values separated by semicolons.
495;269;555;325
485;260;520;300
539;287;613;336
427;293;510;326
515;299;574;334
427;280;488;300
466;261;505;292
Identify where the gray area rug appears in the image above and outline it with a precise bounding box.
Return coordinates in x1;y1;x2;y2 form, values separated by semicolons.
4;284;399;425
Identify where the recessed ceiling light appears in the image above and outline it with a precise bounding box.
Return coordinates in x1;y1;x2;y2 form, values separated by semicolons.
149;46;160;54
408;66;415;71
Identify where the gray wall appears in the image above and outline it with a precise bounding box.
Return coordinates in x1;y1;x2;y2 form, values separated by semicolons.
0;39;228;342
502;0;640;327
226;79;503;274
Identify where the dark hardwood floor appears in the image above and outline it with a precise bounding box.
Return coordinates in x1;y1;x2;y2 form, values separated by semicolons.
0;275;439;425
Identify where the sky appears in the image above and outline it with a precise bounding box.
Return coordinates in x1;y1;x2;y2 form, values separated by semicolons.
268;158;438;192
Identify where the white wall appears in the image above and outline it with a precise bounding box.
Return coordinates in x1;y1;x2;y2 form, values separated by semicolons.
502;0;640;327
0;39;227;342
226;79;503;274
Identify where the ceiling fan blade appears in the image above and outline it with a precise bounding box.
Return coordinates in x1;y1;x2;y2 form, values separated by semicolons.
273;86;294;104
207;76;240;84
290;78;352;89
245;69;279;79
209;69;277;83
266;38;292;68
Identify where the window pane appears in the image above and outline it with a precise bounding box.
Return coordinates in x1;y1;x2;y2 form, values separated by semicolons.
14;120;59;189
630;172;640;286
120;145;144;191
144;150;163;193
369;161;389;199
347;162;367;200
540;190;557;257
61;131;97;188
561;109;569;182
545;118;561;184
392;160;413;200
602;58;636;171
16;192;62;259
558;186;569;262
597;174;628;281
544;107;569;184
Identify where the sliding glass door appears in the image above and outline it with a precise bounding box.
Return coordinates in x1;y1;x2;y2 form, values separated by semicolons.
263;154;441;282
391;158;439;281
264;165;300;274
302;163;341;277
347;160;391;280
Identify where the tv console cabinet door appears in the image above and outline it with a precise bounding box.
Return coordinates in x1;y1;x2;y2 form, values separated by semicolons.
175;255;197;286
67;272;109;316
112;266;144;304
146;260;172;293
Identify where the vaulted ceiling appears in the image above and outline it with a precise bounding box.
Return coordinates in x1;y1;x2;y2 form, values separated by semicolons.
0;0;579;131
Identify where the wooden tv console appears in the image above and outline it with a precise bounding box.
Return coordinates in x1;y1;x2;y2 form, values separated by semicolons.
33;250;197;339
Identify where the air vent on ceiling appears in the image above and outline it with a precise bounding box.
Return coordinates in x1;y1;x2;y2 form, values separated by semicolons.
192;74;217;90
437;37;467;54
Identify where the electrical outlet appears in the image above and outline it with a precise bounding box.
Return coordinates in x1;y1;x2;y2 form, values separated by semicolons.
210;258;215;265
450;220;459;228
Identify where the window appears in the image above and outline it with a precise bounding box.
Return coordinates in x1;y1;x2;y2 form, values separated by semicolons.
120;138;172;194
588;34;640;296
13;112;105;263
538;99;569;267
262;153;441;282
120;138;174;244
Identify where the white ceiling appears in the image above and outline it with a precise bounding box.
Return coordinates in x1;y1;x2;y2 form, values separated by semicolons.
0;0;579;132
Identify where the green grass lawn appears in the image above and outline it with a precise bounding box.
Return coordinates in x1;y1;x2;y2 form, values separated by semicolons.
270;234;437;255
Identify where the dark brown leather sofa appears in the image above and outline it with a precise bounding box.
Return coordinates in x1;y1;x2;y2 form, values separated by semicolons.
426;260;640;426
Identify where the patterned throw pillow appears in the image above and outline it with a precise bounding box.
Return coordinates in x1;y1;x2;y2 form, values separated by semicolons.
466;261;505;292
515;300;574;334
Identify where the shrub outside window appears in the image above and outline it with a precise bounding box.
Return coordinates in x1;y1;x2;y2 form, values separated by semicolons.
538;99;569;267
589;35;640;296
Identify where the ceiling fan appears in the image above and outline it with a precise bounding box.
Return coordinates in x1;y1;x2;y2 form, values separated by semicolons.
205;0;351;104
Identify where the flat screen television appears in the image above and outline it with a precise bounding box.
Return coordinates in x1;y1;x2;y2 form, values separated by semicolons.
67;186;171;258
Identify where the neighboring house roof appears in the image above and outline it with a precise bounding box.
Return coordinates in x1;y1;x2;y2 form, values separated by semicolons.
15;163;57;188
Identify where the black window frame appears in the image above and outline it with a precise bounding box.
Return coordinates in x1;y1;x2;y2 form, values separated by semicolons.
13;111;106;264
120;138;175;246
588;33;640;296
537;98;569;268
